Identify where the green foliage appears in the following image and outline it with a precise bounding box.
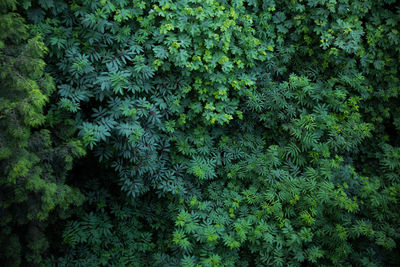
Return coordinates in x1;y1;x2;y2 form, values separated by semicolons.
0;2;85;265
46;183;160;267
1;0;400;266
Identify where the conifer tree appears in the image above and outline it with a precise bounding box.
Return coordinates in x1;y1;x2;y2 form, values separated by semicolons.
0;1;85;265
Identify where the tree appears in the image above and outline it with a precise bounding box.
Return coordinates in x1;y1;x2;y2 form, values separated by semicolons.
0;1;85;265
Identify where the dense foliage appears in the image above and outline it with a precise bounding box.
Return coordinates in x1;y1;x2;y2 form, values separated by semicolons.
0;1;85;266
1;0;400;266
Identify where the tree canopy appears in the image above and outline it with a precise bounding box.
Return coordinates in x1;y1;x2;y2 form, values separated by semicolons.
1;0;399;266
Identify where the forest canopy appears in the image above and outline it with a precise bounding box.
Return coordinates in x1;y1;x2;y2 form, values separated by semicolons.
1;0;400;266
